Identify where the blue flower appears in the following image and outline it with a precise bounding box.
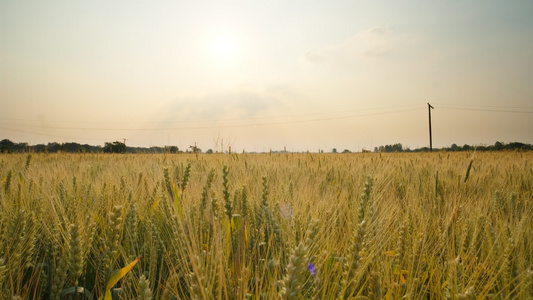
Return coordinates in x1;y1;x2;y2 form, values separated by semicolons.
308;263;316;276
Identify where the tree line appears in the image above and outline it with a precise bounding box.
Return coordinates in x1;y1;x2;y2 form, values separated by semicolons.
0;139;184;154
371;141;533;153
1;138;532;154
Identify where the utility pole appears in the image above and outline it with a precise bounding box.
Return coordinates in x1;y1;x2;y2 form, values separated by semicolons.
190;142;199;153
427;103;434;152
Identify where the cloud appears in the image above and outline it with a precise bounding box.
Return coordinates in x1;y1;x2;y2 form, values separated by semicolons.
161;85;287;124
303;50;326;63
357;25;395;56
303;25;410;65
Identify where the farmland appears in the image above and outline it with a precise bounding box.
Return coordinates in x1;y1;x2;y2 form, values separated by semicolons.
0;152;532;299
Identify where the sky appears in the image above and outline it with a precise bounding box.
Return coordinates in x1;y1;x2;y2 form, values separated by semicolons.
1;0;532;152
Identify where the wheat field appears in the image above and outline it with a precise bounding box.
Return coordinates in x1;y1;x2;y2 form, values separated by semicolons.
0;151;532;299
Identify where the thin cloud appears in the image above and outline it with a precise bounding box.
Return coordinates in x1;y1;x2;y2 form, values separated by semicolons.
357;25;395;56
303;25;411;64
161;86;285;124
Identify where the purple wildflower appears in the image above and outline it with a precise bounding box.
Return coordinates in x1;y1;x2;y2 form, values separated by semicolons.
308;263;316;276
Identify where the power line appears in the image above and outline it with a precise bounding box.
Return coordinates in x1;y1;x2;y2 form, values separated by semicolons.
432;103;533;110
0;103;423;125
438;107;533;114
3;103;529;142
0;125;109;142
432;102;533;113
0;107;424;131
1;102;529;128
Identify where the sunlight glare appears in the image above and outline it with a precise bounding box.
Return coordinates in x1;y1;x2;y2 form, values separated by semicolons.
212;35;234;57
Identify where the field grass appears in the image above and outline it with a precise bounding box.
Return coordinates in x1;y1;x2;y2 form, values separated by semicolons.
0;151;532;299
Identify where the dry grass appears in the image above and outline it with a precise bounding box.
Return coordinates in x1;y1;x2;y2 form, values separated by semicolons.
0;151;532;299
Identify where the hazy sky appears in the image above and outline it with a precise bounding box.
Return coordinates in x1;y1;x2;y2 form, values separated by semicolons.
1;1;532;152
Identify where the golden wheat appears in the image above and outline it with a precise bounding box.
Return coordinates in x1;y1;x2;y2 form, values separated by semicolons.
0;151;531;298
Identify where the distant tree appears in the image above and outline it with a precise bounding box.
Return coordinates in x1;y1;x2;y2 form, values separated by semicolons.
450;143;459;151
494;141;504;151
332;148;337;153
477;144;489;151
376;143;403;153
103;142;112;153
63;142;81;152
103;142;111;153
392;143;403;152
168;146;178;153
342;149;351;153
206;149;213;154
505;142;530;150
149;146;164;153
0;139;15;153
103;141;126;153
47;142;62;153
32;144;46;153
463;144;472;151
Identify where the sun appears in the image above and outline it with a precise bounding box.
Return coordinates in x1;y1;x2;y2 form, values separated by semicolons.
212;35;234;57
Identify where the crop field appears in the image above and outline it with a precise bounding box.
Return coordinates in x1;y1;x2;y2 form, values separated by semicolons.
0;151;532;299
